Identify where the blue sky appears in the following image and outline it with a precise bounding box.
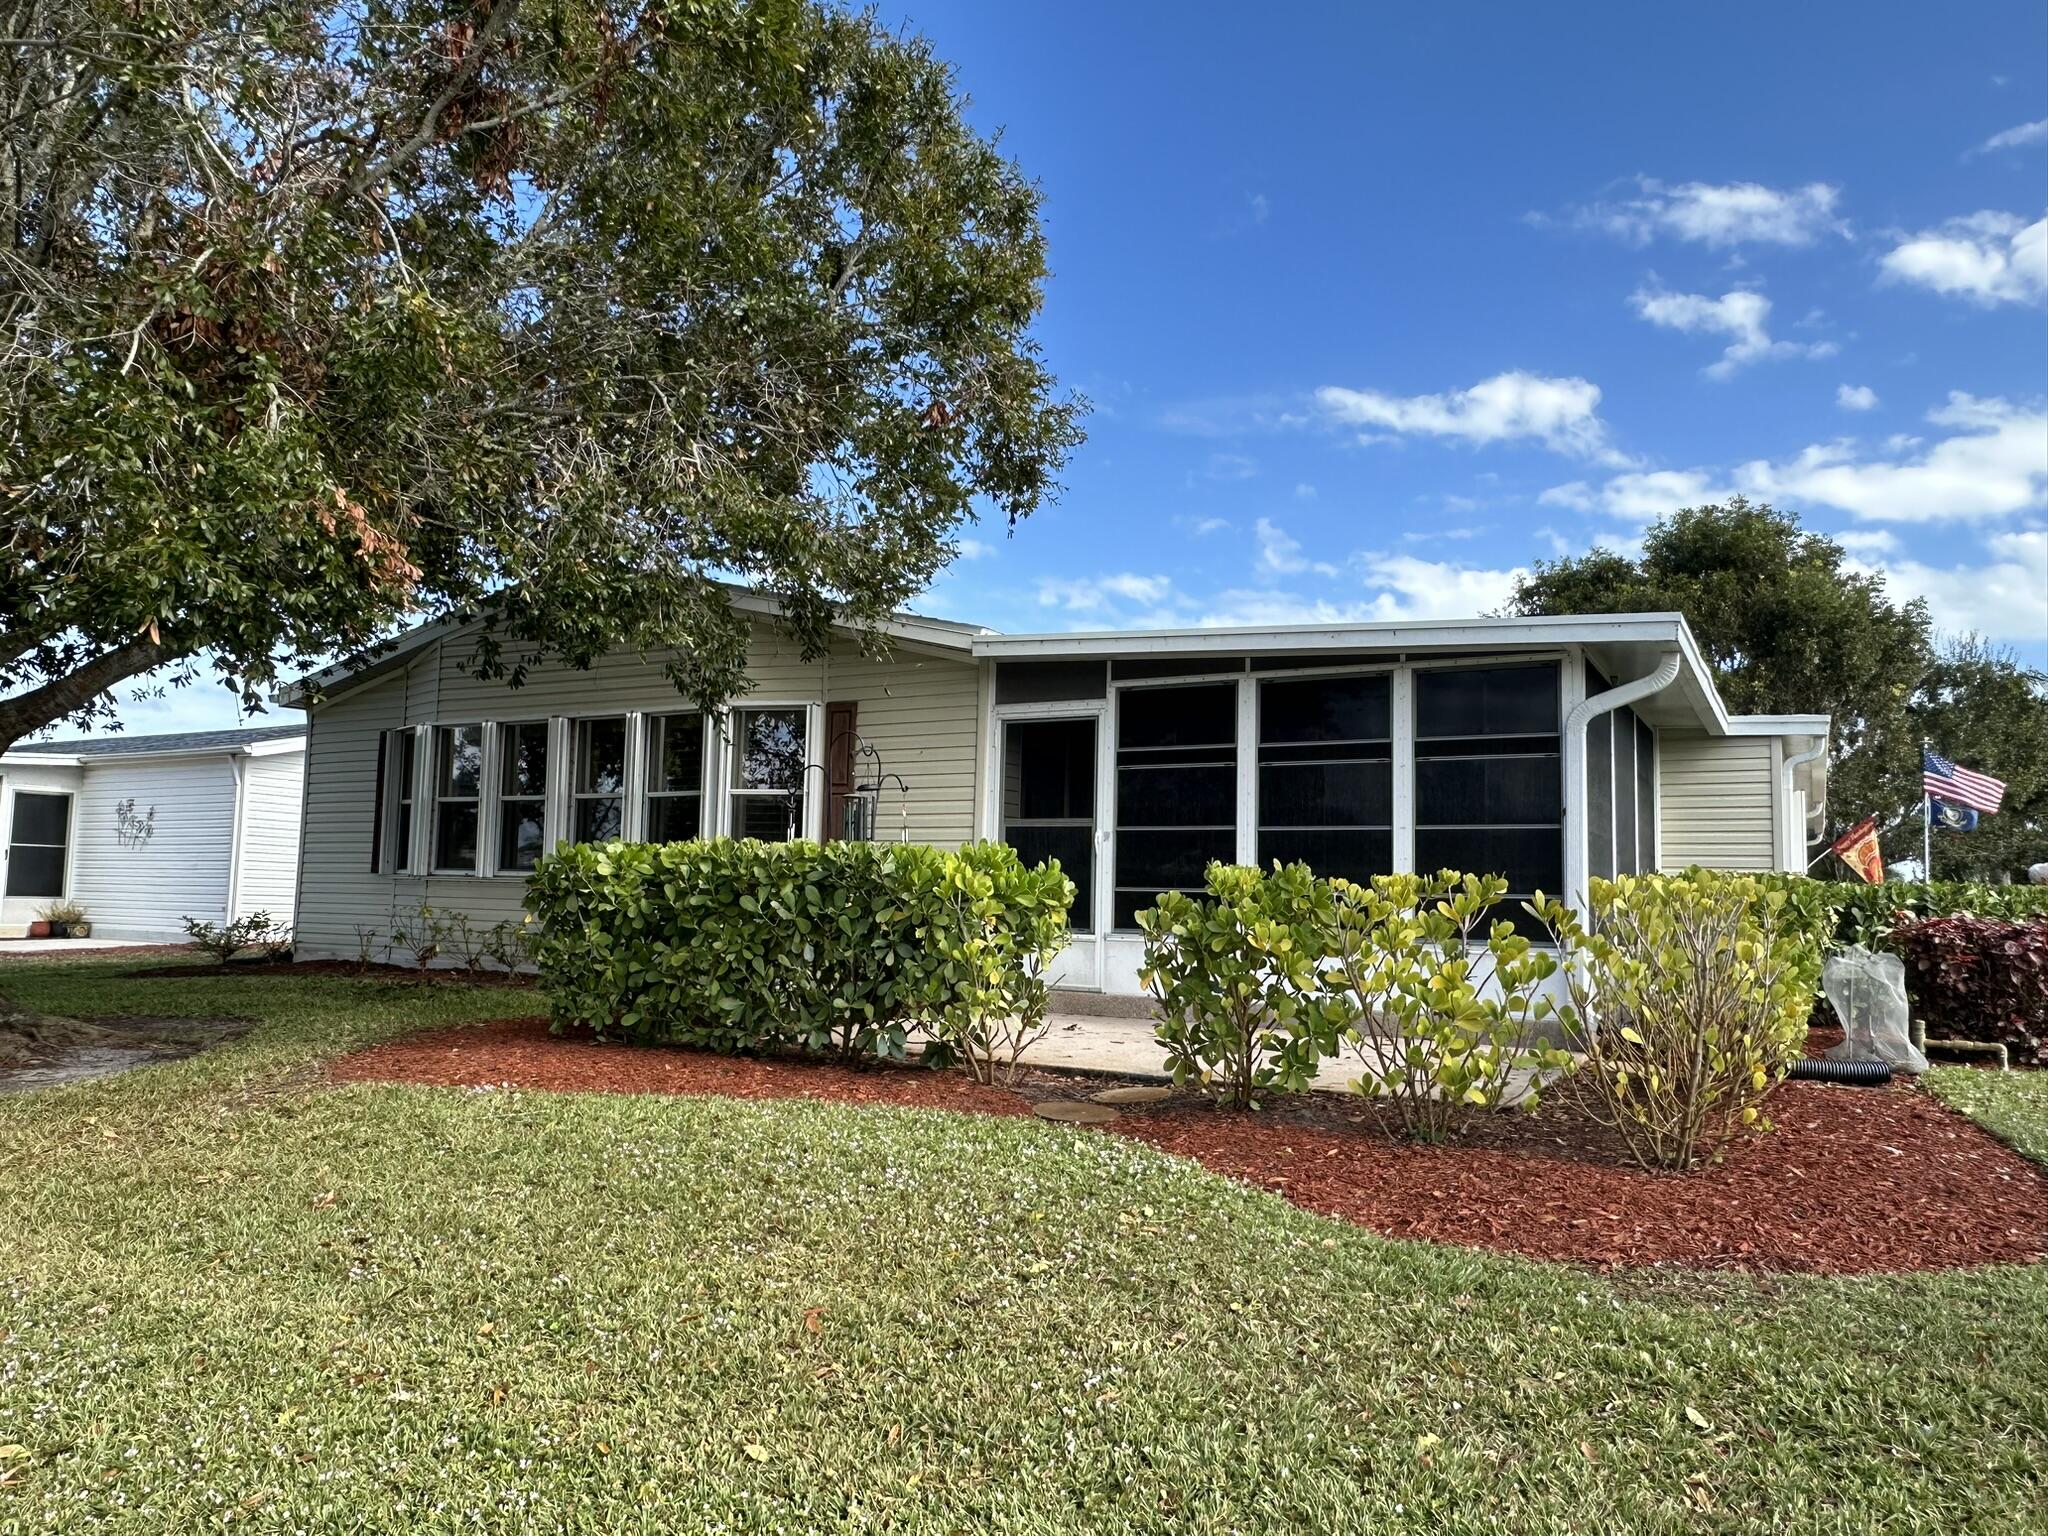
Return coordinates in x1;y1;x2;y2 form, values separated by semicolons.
70;0;2048;738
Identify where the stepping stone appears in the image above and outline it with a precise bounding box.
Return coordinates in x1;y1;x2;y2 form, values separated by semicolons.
1089;1085;1171;1106
1034;1099;1120;1125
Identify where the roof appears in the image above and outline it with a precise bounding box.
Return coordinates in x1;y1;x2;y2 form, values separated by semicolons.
278;587;990;707
4;724;305;761
970;611;1829;746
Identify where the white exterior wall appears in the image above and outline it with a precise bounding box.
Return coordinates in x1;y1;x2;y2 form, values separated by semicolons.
1657;731;1781;870
290;624;985;961
0;760;85;934
68;757;238;941
232;749;306;925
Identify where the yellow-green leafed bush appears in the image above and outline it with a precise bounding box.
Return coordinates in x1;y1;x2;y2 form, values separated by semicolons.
1534;871;1825;1171
1138;862;1345;1109
1328;872;1574;1143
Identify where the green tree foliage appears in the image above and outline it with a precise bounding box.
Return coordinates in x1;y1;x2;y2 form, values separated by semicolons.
1511;498;2045;874
0;0;1082;752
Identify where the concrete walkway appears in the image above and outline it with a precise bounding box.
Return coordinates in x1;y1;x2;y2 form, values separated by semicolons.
1024;1008;1553;1102
0;937;179;956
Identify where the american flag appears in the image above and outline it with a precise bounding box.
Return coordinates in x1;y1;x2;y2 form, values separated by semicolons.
1924;747;2006;815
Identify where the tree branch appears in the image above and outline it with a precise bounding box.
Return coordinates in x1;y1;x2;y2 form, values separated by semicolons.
0;635;165;753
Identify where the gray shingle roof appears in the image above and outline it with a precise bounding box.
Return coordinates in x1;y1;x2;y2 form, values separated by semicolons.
7;724;305;758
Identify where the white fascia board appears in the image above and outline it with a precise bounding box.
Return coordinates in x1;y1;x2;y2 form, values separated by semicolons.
969;611;1693;659
0;752;84;767
1724;713;1831;736
242;737;308;758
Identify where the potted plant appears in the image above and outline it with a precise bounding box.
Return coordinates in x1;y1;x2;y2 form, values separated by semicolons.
38;901;89;938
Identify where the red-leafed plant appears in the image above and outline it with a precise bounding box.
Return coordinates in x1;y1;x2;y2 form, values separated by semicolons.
1892;917;2048;1067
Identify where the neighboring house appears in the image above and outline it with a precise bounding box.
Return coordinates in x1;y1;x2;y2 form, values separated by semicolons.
0;726;307;942
280;599;1827;996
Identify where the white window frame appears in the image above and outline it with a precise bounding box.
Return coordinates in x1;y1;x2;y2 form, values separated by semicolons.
428;722;486;876
643;710;713;844
490;718;552;876
568;715;630;846
716;701;823;842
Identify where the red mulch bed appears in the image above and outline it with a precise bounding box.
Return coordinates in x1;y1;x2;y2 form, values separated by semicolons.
329;1017;1032;1117
327;1017;2048;1276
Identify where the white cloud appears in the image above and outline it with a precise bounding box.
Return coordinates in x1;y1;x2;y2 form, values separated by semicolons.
1970;119;2048;156
1293;482;1317;500
1851;528;2048;640
1188;516;1231;536
1837;383;1880;411
1201;451;1258;482
1352;554;1527;621
1549;178;1846;247
1253;518;1338;578
1540;469;1735;522
1629;286;1836;378
955;537;994;560
1832;529;1900;555
1737;393;2048;522
1035;573;1175;614
1878;211;2047;307
1317;371;1625;463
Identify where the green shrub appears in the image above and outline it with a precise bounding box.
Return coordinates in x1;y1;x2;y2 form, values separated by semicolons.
1137;862;1344;1109
525;838;1073;1065
1892;915;2048;1067
919;842;1074;1084
181;911;288;964
1820;879;2048;949
1326;872;1572;1142
1536;871;1825;1171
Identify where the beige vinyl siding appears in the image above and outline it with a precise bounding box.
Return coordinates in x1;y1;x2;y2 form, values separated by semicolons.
291;622;984;960
69;757;237;941
1657;731;1778;870
232;750;306;925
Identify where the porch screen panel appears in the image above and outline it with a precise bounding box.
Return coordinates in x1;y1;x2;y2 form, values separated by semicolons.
1113;682;1237;929
1002;717;1096;932
1612;704;1639;876
1256;674;1391;882
1587;710;1614;881
1414;663;1562;923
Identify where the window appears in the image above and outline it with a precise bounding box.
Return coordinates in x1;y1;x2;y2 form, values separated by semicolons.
645;712;707;842
572;717;627;842
1002;717;1097;931
496;721;550;872
431;725;483;872
1112;681;1237;929
1414;664;1561;922
729;707;809;841
393;731;417;873
1257;673;1391;883
5;791;70;898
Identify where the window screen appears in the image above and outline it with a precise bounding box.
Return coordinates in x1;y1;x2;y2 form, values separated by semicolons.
572;717;626;842
1414;664;1561;922
1257;673;1391;882
496;721;549;872
1002;717;1096;931
5;791;69;898
1113;682;1237;928
431;725;483;872
1636;717;1656;870
1588;710;1614;881
646;713;707;843
729;707;808;841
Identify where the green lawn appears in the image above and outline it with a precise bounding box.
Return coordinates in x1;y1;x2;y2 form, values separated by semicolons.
2;959;2045;1534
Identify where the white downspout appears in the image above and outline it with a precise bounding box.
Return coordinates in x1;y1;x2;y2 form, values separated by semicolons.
225;751;249;923
1782;738;1827;871
1562;649;1681;905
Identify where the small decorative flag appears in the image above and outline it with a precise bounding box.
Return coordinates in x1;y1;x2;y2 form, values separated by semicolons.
1829;816;1885;884
1930;798;1979;832
1923;748;2005;815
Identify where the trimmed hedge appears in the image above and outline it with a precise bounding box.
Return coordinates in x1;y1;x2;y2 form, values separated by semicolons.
1892;916;2048;1068
1810;879;2048;949
524;838;1073;1063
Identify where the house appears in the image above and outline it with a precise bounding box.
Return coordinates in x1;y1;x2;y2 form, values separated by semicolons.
280;600;1828;995
0;726;307;942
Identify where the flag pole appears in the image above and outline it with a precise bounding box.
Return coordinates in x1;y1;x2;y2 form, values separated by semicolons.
1922;738;1932;882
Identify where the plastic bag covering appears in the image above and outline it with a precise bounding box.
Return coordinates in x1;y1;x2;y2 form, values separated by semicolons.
1823;947;1926;1073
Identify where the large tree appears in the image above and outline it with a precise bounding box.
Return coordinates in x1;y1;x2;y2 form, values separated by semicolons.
1511;498;1935;845
1907;635;2048;879
0;0;1082;754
